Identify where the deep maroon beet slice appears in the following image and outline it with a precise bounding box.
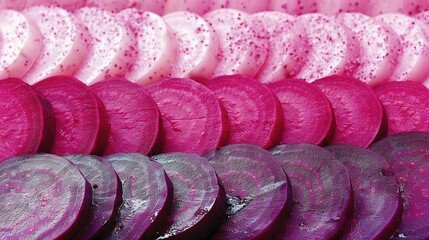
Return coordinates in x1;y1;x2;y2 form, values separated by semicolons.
204;74;283;148
270;144;352;239
34;76;108;155
0;154;92;239
147;78;228;155
205;144;292;239
105;153;172;240
326;144;402;239
91;78;159;155
268;79;335;145
65;155;122;240
152;152;226;239
312;75;385;147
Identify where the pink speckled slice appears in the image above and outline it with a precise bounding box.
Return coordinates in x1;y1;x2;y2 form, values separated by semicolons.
413;11;429;87
204;9;268;77
252;11;309;83
0;0;25;10
223;0;270;13
377;14;429;83
25;0;85;10
85;0;128;12
74;7;136;85
117;9;176;85
296;13;360;82
365;0;429;16
0;10;42;79
316;0;369;15
128;0;165;14
164;0;212;15
269;0;317;15
337;13;401;86
164;11;219;81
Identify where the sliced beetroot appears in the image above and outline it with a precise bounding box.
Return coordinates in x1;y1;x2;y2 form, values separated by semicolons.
91;78;159;155
148;78;226;155
152;152;226;239
0;154;92;239
33;76;108;155
163;0;212;15
313;75;385;148
268;79;334;145
269;0;317;15
326;144;402;240
65;155;122;240
105;153;172;240
204;74;282;148
205;144;292;240
270;144;352;239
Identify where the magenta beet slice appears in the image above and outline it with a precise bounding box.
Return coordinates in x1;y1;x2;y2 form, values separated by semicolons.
312;75;385;147
65;155;122;240
205;144;292;239
326;145;402;240
91;78;159;155
105;153;172;239
268;79;334;145
152;153;226;239
34;76;108;155
0;154;92;239
270;144;352;239
204;74;283;148
369;132;429;239
147;78;227;155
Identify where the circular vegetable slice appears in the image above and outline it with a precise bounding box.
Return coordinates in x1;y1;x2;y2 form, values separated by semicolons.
269;0;317;15
205;144;292;240
0;154;92;239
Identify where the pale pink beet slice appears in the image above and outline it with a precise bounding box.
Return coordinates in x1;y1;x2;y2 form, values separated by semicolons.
316;0;370;15
269;0;317;15
413;11;429;87
204;9;268;77
164;11;219;81
163;0;213;15
91;78;159;155
147;78;227;155
365;0;429;16
23;6;90;84
24;0;85;10
33;76;108;155
252;11;309;83
268;79;334;145
85;0;128;12
270;144;352;240
313;75;385;148
0;10;43;79
204;74;283;148
74;7;136;85
117;9;176;85
128;0;165;14
0;154;92;239
336;13;402;86
209;0;269;13
296;13;360;82
0;0;25;10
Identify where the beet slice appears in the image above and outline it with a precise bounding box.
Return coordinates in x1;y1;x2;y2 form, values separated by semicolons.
270;144;351;239
269;0;317;15
205;144;292;239
34;76;108;155
65;155;122;240
326;144;402;240
105;153;172;240
313;75;385;148
268;79;334;145
0;154;91;239
152;152;226;239
91;78;159;155
204;74;282;148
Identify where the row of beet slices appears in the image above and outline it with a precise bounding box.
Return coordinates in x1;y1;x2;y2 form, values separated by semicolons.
2;132;429;239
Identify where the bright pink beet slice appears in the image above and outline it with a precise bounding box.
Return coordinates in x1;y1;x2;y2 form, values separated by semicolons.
204;74;282;148
316;0;369;15
148;78;226;155
313;75;385;148
0;154;92;239
270;144;352;239
163;0;212;15
128;0;165;14
24;0;85;11
268;79;334;145
65;155;122;240
365;0;428;16
85;0;128;12
269;0;317;15
326;144;402;240
153;153;226;239
205;144;292;240
105;153;173;240
0;0;25;10
91;78;159;155
211;0;269;13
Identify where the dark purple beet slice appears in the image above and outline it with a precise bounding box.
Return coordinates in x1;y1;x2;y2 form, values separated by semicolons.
326;144;402;240
205;144;292;240
152;152;226;239
65;155;122;240
270;144;352;239
105;153;172;240
0;154;91;239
